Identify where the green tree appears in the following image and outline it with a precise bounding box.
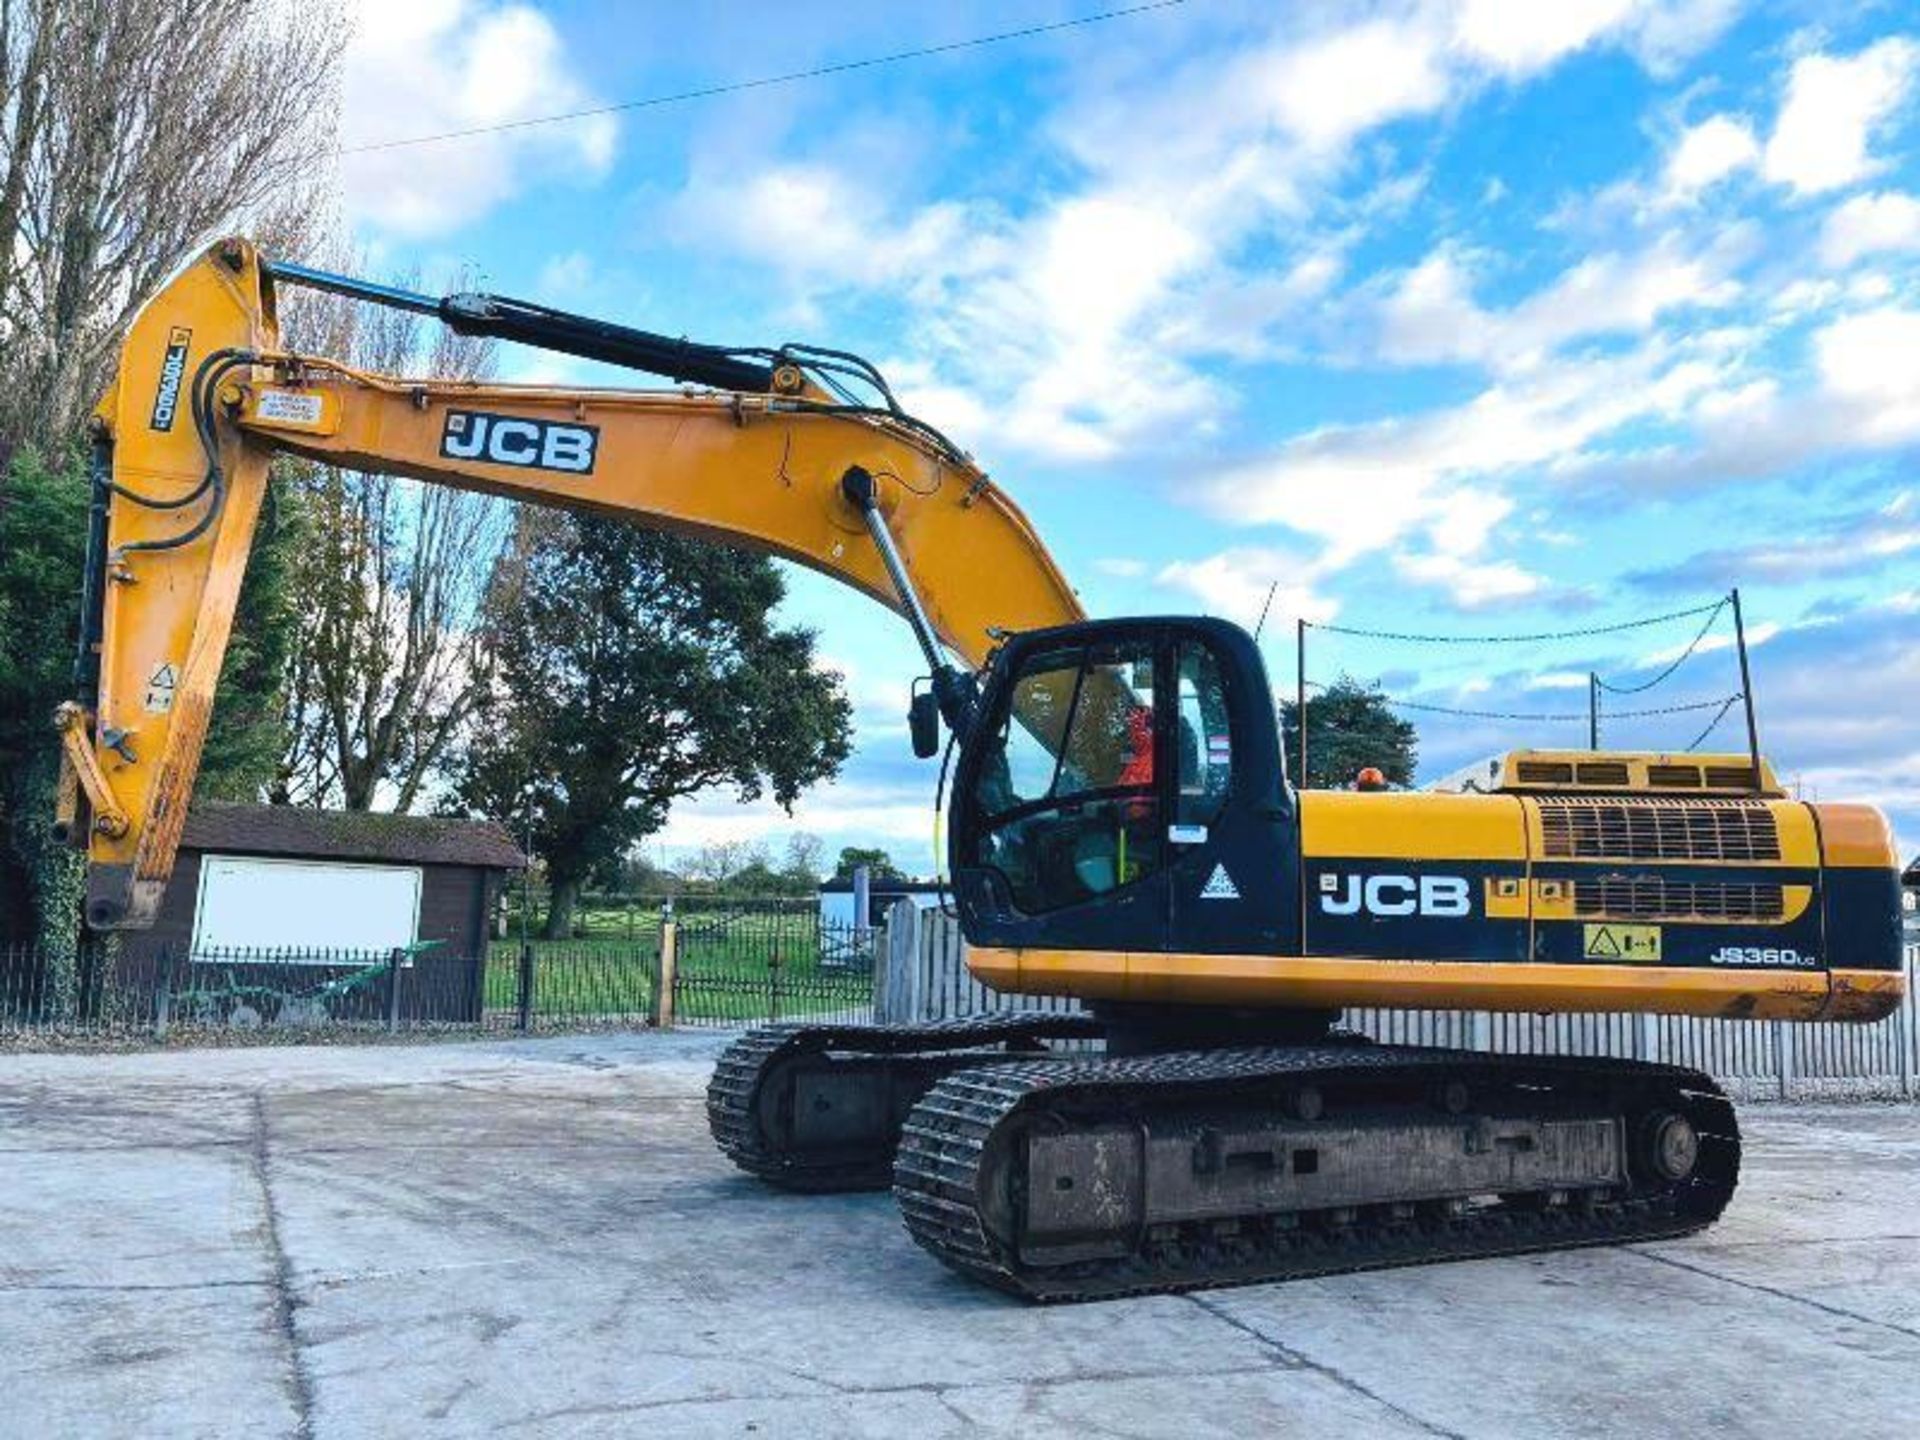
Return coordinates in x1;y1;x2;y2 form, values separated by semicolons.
200;466;308;800
0;446;304;944
1280;675;1418;790
0;444;90;946
834;846;904;882
446;510;853;939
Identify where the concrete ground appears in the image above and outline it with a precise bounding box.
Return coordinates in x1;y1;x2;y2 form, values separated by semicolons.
3;1035;1919;1440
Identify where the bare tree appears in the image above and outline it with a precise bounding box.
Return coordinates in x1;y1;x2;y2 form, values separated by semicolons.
274;270;505;812
684;841;772;889
0;0;344;448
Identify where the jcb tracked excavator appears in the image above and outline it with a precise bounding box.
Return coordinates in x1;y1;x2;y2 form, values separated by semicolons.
61;240;1906;1301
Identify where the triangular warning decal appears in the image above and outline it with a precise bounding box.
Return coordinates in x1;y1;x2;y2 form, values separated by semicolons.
1200;864;1240;900
1588;927;1622;958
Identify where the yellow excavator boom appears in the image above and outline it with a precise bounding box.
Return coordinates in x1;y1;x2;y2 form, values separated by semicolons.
68;239;1082;928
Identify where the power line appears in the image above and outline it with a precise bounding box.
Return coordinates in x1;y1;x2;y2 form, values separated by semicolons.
1305;679;1744;724
1305;599;1724;646
337;1;1193;158
1595;595;1728;696
1386;694;1743;723
1684;694;1746;751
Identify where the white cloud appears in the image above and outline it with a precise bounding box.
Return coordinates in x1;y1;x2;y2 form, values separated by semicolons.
1820;191;1920;267
1152;549;1338;628
1377;237;1743;371
1204;339;1727;534
656;779;936;860
1528;671;1596;691
1393;552;1545;607
663;5;1738;465
1258;18;1450;150
1094;558;1150;579
340;0;617;237
536;250;595;297
1451;0;1642;74
1812;306;1920;440
669;165;982;294
1763;37;1920;196
1662;114;1759;197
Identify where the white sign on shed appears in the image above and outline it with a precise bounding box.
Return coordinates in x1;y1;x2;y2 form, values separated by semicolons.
191;855;422;961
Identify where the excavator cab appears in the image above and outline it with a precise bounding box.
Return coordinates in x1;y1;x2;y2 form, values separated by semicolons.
950;616;1298;958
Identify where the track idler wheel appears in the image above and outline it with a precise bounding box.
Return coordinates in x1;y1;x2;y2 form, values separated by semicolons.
1635;1111;1700;1182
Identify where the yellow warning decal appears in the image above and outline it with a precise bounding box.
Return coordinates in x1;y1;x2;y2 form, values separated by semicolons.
1583;923;1662;962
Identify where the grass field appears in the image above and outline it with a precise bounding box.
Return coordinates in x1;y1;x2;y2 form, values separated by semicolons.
482;911;874;1024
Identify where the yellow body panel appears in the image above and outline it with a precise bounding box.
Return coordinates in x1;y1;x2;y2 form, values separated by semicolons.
968;948;1901;1023
1301;791;1528;861
1812;803;1899;868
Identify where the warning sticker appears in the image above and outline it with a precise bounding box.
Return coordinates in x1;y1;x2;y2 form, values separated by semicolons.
144;662;178;714
1200;864;1240;901
1583;923;1662;962
256;389;325;426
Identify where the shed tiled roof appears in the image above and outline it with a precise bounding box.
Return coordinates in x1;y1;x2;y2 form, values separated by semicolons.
181;802;526;869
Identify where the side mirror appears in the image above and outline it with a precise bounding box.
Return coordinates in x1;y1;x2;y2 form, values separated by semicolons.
909;689;942;758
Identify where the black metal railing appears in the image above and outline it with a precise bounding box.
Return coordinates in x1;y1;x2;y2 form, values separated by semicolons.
0;915;877;1043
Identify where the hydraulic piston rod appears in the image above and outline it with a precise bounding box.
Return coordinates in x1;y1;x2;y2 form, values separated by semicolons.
839;465;982;741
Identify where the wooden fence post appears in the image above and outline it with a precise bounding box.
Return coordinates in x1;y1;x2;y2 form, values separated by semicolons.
878;900;920;1024
386;948;405;1034
653;920;678;1029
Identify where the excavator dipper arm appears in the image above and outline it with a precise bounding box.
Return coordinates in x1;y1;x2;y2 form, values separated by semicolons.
68;239;1083;929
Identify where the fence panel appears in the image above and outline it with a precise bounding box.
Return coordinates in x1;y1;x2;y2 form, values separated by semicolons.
877;920;1920;1100
669;909;875;1028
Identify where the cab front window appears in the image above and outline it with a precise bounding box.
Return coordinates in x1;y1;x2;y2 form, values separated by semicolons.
967;641;1162;914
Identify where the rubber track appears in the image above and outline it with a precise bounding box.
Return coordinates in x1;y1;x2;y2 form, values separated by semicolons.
893;1044;1739;1302
707;1014;1104;1192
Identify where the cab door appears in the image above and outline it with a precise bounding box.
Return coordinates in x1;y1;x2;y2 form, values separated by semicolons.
951;617;1296;958
1162;627;1296;957
951;628;1174;953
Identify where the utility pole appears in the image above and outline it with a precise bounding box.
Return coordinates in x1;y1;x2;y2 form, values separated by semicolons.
1588;672;1599;751
1730;588;1763;791
1296;618;1308;789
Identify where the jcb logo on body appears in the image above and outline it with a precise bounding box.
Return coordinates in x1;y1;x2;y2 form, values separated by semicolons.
1318;872;1472;918
441;410;598;474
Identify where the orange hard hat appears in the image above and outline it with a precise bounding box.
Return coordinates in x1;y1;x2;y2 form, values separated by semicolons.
1356;766;1387;790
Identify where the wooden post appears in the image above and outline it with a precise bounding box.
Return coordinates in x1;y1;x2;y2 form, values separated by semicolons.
386;948;405;1034
1588;673;1600;751
653;919;677;1029
879;899;921;1024
1730;589;1763;790
1295;618;1308;788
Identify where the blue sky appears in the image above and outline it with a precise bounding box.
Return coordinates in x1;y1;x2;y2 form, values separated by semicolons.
333;0;1919;871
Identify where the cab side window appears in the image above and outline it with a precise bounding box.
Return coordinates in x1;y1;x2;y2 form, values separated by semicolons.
1176;642;1232;826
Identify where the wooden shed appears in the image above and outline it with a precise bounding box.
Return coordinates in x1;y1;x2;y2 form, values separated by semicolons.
138;802;526;957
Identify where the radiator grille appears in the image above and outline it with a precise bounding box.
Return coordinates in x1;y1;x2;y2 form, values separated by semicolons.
1537;799;1782;862
1572;878;1787;922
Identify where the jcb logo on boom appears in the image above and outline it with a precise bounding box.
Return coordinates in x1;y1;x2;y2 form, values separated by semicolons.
149;326;192;432
441;410;598;474
1318;872;1472;918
